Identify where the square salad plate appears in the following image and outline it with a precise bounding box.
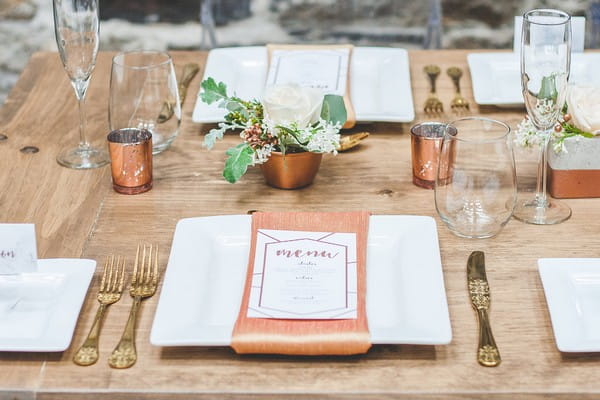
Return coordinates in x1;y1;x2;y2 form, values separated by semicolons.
150;215;452;347
467;52;600;106
192;46;415;123
539;258;600;352
0;258;96;352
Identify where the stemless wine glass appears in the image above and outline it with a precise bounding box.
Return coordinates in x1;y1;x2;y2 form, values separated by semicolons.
514;9;572;224
109;51;181;154
53;0;109;169
435;117;517;239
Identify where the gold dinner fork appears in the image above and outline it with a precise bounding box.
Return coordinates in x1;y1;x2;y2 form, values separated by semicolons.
447;66;470;114
73;255;125;366
108;244;159;369
423;65;444;115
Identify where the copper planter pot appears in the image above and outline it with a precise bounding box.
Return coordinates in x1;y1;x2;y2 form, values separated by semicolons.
260;151;323;189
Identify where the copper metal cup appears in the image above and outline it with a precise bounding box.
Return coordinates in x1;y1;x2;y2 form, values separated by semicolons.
107;128;153;195
410;122;457;189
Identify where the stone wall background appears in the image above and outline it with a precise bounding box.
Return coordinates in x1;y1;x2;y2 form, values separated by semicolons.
0;0;590;105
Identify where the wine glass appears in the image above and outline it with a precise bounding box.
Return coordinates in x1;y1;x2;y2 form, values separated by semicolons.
514;9;571;224
435;117;517;239
109;51;181;154
53;0;109;169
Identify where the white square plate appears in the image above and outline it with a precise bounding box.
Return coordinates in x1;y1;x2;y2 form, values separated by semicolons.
0;258;96;352
539;258;600;352
192;46;415;123
150;215;452;347
467;52;600;106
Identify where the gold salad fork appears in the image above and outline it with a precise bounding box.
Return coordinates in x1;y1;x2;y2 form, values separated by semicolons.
447;66;470;114
109;244;159;369
423;65;444;115
73;255;125;366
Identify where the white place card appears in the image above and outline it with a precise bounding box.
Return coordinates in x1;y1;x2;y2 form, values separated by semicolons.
247;229;357;320
0;224;37;275
266;49;350;96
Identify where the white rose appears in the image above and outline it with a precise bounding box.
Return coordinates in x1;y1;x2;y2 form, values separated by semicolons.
566;84;600;135
262;84;323;128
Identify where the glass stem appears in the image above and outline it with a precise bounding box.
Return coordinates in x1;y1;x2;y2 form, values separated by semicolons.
534;131;550;207
77;95;90;150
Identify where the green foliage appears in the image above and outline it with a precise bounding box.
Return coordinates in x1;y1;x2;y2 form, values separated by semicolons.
321;95;347;125
539;75;558;101
200;77;228;105
223;143;254;183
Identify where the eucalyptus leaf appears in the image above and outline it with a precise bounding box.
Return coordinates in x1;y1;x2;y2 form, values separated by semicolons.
539;75;558;101
223;143;254;183
321;94;347;125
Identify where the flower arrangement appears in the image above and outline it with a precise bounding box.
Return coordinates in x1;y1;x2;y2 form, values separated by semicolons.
199;78;346;183
515;84;598;153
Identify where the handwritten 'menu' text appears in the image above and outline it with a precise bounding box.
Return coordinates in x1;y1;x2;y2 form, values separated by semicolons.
275;249;339;259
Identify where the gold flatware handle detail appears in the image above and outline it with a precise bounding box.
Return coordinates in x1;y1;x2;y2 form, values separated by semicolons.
157;63;200;123
476;308;501;367
338;132;369;152
108;296;142;369
73;303;107;366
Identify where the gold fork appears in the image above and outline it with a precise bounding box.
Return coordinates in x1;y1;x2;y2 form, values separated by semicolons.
423;65;444;115
73;255;125;366
108;244;159;369
447;66;470;114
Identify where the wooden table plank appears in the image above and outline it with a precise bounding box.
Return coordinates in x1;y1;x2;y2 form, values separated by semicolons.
1;50;600;399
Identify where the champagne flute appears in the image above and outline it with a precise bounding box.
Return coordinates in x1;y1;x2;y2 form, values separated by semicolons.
53;0;109;169
513;9;571;224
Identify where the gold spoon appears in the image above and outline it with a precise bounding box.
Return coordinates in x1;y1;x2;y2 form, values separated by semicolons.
338;132;369;152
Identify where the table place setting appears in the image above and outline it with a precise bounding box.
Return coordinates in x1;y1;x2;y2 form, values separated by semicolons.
0;224;95;352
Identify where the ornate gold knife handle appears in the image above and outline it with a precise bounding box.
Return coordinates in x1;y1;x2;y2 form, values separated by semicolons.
469;278;501;367
73;303;107;366
108;296;142;369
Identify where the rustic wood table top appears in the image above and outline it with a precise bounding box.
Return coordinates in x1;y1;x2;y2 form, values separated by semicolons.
1;49;599;400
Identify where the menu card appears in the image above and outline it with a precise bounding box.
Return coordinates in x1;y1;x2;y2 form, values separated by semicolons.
0;224;37;275
247;229;357;320
266;49;350;96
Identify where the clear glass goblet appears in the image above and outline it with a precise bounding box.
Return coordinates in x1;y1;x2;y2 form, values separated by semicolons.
435;117;517;239
514;8;572;224
53;0;109;169
109;51;181;155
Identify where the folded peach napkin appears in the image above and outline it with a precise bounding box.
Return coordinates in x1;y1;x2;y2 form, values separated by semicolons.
231;211;371;355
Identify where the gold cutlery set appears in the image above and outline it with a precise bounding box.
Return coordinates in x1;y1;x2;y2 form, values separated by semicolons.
73;244;160;369
423;65;470;115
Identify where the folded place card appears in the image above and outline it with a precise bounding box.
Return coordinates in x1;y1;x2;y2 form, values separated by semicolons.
247;229;357;320
0;224;37;275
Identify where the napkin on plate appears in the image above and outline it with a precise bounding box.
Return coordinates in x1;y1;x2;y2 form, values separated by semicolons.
231;211;371;355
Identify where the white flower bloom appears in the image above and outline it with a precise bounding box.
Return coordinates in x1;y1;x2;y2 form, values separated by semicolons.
566;84;600;134
514;118;545;148
262;85;324;129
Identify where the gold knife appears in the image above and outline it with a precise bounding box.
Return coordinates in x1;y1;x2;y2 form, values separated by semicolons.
467;251;501;367
157;63;200;123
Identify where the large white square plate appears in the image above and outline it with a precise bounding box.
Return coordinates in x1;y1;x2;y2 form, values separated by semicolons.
539;258;600;352
151;215;452;347
0;258;96;352
467;52;600;106
192;46;415;123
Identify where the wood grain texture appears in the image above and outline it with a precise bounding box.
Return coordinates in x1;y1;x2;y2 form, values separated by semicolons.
1;50;600;399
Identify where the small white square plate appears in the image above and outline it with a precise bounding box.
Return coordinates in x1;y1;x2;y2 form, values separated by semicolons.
151;215;452;347
192;46;415;123
0;258;96;352
467;52;600;106
539;258;600;352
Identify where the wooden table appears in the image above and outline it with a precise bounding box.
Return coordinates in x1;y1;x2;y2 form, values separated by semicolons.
1;50;600;400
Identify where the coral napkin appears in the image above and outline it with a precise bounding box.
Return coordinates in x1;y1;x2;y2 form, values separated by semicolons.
266;44;357;129
231;211;371;355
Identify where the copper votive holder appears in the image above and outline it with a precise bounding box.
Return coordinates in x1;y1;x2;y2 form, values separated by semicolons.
410;122;457;189
107;128;153;195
